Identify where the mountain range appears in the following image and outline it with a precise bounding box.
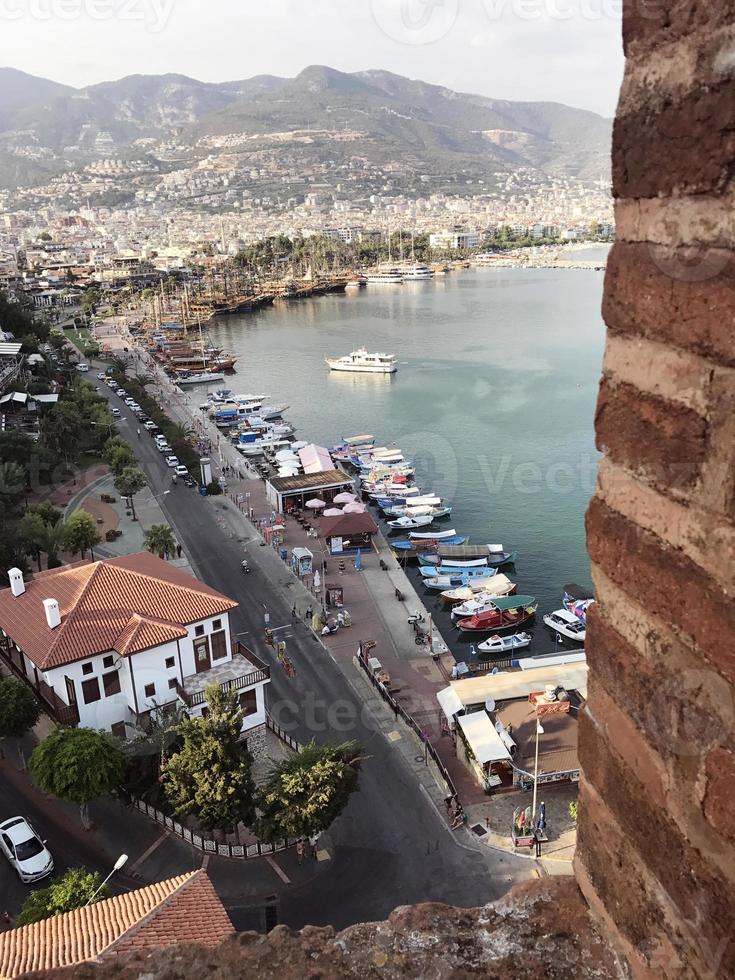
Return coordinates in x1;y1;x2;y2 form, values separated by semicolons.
0;65;612;195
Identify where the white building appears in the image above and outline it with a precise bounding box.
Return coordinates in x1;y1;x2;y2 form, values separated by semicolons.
0;554;270;754
429;229;480;251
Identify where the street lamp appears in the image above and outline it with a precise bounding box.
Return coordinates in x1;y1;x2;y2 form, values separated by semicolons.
531;718;544;831
87;853;128;904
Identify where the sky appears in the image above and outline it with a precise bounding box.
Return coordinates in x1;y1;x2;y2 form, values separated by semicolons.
0;0;625;117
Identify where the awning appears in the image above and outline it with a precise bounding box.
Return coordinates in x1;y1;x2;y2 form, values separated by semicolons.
457;711;511;765
299;444;334;474
437;686;464;721
450;662;589;708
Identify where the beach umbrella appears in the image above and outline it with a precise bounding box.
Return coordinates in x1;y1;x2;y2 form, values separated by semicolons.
305;499;326;510
334;491;357;504
343;502;366;514
323;507;343;517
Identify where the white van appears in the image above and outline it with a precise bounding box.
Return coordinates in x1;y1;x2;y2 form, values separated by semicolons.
76;363;89;372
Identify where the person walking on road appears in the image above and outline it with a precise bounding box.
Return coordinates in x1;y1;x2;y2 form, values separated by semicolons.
309;833;320;859
176;543;182;558
296;839;305;865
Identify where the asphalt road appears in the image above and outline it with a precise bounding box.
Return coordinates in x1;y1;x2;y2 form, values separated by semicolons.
1;378;532;930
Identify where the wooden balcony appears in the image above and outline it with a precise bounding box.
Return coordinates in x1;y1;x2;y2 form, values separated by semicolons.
176;641;270;709
0;641;80;727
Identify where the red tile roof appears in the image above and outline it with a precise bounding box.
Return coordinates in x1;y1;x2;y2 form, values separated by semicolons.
0;553;237;670
0;870;233;979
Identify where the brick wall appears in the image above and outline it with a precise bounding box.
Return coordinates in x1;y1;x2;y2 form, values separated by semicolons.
575;3;735;978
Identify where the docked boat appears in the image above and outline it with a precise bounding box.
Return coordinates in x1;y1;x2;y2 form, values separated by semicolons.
345;277;366;289
450;578;518;617
543;609;587;642
391;535;467;552
326;348;397;374
457;596;537;633
422;569;499;591
387;515;434;530
419;558;488;574
409;528;460;541
402;263;435;280
367;267;403;284
176;371;225;385
563;583;595;625
477;632;532;655
418;545;517;568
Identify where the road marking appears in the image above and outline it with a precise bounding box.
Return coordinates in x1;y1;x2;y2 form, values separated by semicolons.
265;854;291;884
128;831;169;872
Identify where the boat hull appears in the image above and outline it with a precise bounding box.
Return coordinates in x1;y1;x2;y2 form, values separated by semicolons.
326;361;397;374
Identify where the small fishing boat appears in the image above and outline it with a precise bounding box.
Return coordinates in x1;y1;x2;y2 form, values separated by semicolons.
477;632;532;655
419;558;488;574
457;596;537;633
450;577;518;616
422;569;499;591
392;535;467;551
543;609;587;641
387;514;434;530
409;528;459;541
418;545;517;568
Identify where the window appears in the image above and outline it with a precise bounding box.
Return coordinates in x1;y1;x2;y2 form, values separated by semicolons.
144;683;155;698
194;624;205;637
165;656;175;669
103;655;114;669
239;689;258;717
82;662;94;676
65;676;76;705
168;678;178;690
102;671;121;697
82;677;101;704
212;619;222;631
210;630;227;662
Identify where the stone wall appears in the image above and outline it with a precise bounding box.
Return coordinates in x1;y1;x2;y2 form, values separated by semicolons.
575;3;735;977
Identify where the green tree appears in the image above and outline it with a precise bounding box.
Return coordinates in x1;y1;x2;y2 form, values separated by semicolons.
18;510;47;570
16;868;109;926
255;740;362;842
114;466;146;522
63;510;101;559
0;677;40;739
106;444;135;475
0;461;28;523
29;728;124;828
164;684;255;832
143;524;176;558
41;518;67;568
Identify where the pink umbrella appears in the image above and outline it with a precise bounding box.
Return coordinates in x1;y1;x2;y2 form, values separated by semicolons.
334;491;357;504
343;502;367;513
322;507;343;517
305;499;326;510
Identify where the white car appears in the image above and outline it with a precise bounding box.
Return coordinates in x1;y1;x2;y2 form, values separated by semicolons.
166;455;179;468
97;372;106;381
157;443;172;454
75;363;89;373
143;421;157;431
175;464;188;477
0;816;54;883
111;407;120;417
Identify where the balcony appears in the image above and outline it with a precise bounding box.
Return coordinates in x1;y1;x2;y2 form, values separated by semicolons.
0;641;80;727
176;641;270;709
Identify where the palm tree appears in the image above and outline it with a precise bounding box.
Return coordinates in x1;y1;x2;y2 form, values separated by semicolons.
168;422;194;443
41;519;67;568
133;372;154;389
143;524;176;559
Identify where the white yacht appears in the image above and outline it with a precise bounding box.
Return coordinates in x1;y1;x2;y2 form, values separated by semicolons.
402;263;434;280
326;348;398;374
367;267;403;284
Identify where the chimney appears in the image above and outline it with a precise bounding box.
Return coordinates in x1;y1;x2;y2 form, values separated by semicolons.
43;598;61;630
8;568;25;598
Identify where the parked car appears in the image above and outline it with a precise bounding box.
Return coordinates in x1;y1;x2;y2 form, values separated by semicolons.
143;421;157;431
0;816;53;883
157;443;172;454
166;455;179;468
96;372;106;381
175;464;188;477
111;407;120;417
76;363;89;373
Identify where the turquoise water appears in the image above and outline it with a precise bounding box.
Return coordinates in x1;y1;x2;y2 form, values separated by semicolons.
208;265;607;656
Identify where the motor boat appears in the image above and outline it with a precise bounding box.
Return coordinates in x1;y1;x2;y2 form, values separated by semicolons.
457;596;537;633
543;609;587;641
477;632;532;655
450;577;518;617
325;348;397;374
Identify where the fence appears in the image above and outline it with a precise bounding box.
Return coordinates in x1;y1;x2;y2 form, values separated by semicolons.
266;712;303;752
355;652;459;804
129;798;297;860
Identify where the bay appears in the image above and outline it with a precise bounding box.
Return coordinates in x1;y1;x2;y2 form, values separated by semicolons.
207;265;607;658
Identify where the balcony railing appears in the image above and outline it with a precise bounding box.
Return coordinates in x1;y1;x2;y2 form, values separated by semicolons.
176;641;270;709
0;642;80;727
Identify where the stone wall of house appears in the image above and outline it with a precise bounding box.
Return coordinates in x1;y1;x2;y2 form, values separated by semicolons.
575;3;735;977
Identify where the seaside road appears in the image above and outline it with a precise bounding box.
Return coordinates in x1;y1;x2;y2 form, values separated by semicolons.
94;384;534;928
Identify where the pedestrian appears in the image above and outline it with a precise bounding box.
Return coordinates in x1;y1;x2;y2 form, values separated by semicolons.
176;543;182;558
305;605;313;623
308;833;320;858
291;603;297;618
296;839;305;865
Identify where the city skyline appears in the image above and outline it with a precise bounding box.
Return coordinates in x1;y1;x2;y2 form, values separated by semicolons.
0;0;624;117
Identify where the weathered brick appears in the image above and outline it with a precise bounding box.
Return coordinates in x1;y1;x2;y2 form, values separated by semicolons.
623;0;735;57
603;243;735;368
595;378;707;490
703;749;735;843
613;83;735;197
587;500;735;677
580;713;735;969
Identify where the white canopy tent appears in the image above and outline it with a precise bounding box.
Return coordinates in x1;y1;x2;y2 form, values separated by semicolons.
457;711;512;765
